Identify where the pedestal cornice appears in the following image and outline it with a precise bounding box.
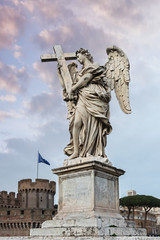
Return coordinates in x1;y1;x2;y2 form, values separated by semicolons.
52;160;125;177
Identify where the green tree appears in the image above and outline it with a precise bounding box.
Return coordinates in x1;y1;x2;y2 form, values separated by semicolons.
120;195;137;220
120;195;160;228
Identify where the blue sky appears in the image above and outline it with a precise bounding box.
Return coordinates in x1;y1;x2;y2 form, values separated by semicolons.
0;0;160;203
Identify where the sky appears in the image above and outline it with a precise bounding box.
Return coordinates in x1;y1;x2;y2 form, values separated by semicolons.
0;0;160;204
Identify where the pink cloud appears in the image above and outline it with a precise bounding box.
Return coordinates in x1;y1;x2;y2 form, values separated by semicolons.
33;61;60;91
0;94;16;102
16;0;60;22
0;110;22;121
14;44;22;59
0;62;29;93
36;26;74;49
0;5;25;49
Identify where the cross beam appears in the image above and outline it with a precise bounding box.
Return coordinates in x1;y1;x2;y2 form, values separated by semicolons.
40;45;77;94
40;52;76;62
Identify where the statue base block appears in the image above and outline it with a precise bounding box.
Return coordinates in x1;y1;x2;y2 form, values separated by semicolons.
30;159;146;237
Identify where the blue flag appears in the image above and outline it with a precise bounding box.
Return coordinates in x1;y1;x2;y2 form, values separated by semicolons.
38;152;50;166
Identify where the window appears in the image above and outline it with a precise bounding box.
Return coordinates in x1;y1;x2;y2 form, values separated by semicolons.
42;210;44;215
7;210;10;216
21;210;24;215
32;222;36;228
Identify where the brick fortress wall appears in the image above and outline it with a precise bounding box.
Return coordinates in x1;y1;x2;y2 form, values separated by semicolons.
0;179;56;236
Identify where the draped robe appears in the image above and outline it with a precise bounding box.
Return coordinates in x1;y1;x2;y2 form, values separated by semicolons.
64;63;112;157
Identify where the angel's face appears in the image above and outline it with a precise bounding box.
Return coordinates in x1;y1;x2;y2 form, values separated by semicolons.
77;53;85;64
109;52;114;60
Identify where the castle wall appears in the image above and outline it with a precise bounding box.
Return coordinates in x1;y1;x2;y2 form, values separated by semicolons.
27;190;37;208
0;178;56;237
18;179;56;209
0;191;20;208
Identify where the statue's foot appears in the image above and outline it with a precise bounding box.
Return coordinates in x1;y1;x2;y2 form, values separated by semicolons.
69;152;79;160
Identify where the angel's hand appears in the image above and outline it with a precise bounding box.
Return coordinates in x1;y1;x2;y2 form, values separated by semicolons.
68;88;74;100
57;63;62;73
75;76;80;83
57;63;62;69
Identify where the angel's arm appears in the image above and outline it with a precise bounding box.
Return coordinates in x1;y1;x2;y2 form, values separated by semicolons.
71;73;93;92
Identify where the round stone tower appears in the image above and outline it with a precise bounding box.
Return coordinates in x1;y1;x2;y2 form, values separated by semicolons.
18;179;56;209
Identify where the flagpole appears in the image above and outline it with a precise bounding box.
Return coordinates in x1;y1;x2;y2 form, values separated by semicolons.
36;152;50;179
37;151;39;179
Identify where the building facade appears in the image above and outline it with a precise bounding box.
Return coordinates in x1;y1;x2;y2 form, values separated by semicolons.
120;190;158;236
0;179;56;236
120;206;157;235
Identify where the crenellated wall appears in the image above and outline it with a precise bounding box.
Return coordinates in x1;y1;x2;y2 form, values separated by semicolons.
0;179;56;237
18;179;56;209
0;191;21;208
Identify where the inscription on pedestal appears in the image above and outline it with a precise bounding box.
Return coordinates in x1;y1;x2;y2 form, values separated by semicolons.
60;172;92;211
95;174;117;210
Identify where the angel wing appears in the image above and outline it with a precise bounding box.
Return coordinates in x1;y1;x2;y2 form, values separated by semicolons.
105;45;131;114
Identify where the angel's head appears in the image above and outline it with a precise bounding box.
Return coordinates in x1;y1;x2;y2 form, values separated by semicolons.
108;50;114;60
76;48;93;64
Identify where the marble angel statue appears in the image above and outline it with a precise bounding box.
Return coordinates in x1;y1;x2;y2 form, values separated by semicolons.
57;46;131;160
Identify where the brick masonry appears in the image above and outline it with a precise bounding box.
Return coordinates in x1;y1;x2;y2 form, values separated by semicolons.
0;178;56;236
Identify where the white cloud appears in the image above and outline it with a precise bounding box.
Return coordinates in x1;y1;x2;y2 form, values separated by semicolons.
0;94;16;102
39;29;55;45
0;110;23;121
14;44;21;51
14;44;22;59
14;51;22;58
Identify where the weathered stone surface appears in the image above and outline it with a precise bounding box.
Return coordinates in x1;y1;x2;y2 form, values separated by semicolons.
0;236;159;240
63;156;112;167
52;160;124;214
30;160;146;237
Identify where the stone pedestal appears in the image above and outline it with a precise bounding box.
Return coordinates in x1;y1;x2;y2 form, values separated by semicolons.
30;157;146;238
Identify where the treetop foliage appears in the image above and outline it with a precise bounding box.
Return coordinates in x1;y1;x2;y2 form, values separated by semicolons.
120;195;160;208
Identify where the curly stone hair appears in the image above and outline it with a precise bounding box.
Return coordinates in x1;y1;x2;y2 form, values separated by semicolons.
76;48;93;63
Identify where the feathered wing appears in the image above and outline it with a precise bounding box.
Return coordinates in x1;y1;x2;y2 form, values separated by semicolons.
105;46;131;114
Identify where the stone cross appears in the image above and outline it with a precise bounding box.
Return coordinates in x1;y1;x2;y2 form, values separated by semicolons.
40;45;77;93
